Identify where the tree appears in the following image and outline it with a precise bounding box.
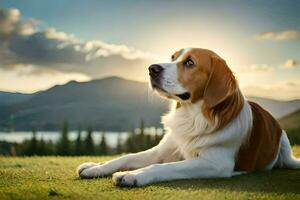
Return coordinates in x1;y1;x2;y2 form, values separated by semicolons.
38;137;46;155
125;125;136;153
139;119;145;150
84;127;95;155
75;127;83;155
154;128;162;145
45;140;54;155
56;120;70;155
116;133;122;154
140;119;145;136
99;133;108;155
144;134;152;149
28;127;37;155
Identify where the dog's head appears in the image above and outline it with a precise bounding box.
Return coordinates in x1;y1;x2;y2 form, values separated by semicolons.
149;48;237;108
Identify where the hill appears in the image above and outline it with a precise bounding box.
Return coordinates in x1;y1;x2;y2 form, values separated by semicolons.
0;92;33;106
247;96;300;119
0;76;300;131
279;109;300;145
0;77;169;131
0;150;300;200
279;109;300;130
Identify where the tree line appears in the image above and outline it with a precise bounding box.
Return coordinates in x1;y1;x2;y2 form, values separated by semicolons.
4;119;164;156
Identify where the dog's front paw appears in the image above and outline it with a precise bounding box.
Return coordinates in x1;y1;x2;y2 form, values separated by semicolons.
77;162;107;178
113;171;147;187
77;162;98;176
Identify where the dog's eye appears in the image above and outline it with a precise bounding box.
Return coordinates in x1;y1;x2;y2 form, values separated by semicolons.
171;55;175;61
184;58;194;67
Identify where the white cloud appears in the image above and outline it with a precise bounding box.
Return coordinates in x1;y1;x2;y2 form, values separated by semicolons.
83;40;153;61
1;63;63;76
16;18;38;36
239;59;299;73
242;80;300;100
282;59;298;69
0;67;90;93
0;8;155;82
255;30;300;40
45;28;78;43
238;64;274;72
0;8;20;36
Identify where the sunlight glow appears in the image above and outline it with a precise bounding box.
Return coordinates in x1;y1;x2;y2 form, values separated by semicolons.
0;68;91;93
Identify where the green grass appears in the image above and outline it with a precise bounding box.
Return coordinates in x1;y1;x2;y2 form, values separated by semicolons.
1;147;300;200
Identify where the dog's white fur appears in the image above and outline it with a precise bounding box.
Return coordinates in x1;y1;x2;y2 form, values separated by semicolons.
77;49;300;187
77;100;299;186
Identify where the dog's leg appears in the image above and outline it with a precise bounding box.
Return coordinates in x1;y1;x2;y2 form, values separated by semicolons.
275;131;300;169
78;148;160;178
77;134;180;178
113;147;235;187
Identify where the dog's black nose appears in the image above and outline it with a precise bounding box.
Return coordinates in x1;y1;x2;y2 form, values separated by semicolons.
149;64;163;78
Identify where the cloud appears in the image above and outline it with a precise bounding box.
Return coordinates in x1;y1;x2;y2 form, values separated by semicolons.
239;64;274;72
255;30;300;40
0;8;154;81
239;59;299;72
1;63;62;76
0;8;20;36
242;80;300;100
0;67;90;93
282;59;298;69
16;18;39;36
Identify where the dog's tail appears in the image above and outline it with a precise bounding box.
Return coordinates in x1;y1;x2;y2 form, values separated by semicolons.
276;130;300;169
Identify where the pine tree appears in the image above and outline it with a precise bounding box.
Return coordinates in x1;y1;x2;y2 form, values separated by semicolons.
84;127;95;155
145;134;152;149
75;127;83;155
116;133;122;154
125;125;136;153
139;119;145;150
154;128;161;144
99;133;108;155
28;127;37;155
45;140;54;155
57;120;70;155
38;137;46;155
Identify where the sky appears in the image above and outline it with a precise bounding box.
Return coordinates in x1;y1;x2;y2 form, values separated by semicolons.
0;0;299;100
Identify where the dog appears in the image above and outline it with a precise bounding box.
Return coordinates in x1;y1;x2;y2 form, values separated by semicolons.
77;48;300;187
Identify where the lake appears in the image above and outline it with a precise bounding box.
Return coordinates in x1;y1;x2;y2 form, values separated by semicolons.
0;128;163;147
0;131;128;147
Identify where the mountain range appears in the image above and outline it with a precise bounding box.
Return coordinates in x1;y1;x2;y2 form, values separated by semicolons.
0;76;299;131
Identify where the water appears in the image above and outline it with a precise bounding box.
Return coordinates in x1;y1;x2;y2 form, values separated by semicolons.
0;131;128;147
0;127;164;147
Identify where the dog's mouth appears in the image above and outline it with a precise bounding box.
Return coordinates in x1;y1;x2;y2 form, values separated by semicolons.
151;79;190;101
176;92;191;100
151;83;170;96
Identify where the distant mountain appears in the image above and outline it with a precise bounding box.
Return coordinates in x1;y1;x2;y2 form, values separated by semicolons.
0;77;169;131
247;96;300;119
0;92;33;106
0;77;299;131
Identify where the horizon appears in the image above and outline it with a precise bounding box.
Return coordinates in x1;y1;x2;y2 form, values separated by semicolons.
0;1;300;100
0;75;299;102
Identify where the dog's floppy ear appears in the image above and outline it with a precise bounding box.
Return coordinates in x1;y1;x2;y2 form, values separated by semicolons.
203;56;237;108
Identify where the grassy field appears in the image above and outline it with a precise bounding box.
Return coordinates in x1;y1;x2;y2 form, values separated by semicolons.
1;146;300;200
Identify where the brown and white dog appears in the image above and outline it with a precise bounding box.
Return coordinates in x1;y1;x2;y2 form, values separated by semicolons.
77;48;300;187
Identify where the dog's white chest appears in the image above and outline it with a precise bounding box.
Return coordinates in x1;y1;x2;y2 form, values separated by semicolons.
162;102;215;159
